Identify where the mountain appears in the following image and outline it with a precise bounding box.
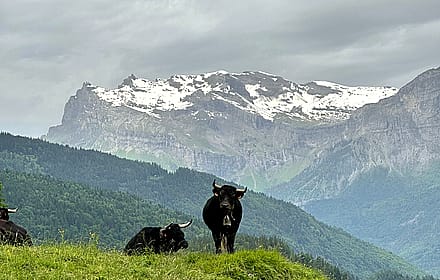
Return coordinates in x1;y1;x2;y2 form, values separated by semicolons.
267;67;440;275
269;67;440;203
44;71;397;191
0;133;422;279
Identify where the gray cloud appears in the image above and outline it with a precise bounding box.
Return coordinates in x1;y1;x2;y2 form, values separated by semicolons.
1;0;439;137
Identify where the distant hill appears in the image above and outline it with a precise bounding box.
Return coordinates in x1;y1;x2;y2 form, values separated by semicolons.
0;132;422;278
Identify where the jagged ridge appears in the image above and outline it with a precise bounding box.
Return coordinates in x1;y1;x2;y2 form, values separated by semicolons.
88;70;397;122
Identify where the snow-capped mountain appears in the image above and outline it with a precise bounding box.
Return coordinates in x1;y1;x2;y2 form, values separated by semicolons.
45;70;397;192
89;71;397;122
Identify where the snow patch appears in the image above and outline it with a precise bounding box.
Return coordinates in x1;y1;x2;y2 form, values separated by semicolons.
90;72;398;122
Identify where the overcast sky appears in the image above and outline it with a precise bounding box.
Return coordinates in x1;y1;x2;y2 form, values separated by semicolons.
1;0;439;137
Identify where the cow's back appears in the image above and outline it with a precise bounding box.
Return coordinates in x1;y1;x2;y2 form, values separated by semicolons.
124;227;160;255
0;220;32;246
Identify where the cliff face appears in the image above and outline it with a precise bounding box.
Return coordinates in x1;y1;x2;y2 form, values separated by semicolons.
268;67;440;203
348;67;440;168
48;70;395;191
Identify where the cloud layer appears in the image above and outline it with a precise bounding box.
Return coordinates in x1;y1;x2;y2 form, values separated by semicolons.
1;0;439;137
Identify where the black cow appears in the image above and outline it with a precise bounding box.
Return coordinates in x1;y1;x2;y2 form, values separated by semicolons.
124;220;192;255
202;180;247;253
0;208;32;246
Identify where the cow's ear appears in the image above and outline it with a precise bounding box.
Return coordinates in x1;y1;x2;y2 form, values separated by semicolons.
235;191;245;199
235;187;247;199
213;189;220;196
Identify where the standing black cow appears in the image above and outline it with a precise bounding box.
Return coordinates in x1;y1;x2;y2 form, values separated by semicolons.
124;220;192;255
203;180;247;253
0;208;32;246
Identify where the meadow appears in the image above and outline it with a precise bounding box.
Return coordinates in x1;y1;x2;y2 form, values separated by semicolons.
0;244;327;280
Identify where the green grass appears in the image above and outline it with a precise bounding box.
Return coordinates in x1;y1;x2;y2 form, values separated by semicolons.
0;245;327;280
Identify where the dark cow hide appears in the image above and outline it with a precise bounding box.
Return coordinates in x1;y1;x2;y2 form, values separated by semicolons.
124;220;192;255
0;208;32;246
202;180;246;253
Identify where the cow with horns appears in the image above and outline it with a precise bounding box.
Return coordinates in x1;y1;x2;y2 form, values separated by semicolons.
0;208;32;246
124;220;192;255
202;180;247;253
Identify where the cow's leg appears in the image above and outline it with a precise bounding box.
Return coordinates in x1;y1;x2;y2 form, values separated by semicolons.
227;232;237;253
212;231;222;254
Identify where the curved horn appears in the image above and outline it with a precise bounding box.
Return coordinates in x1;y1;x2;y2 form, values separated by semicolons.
178;219;193;228
212;180;222;190
236;187;247;193
7;208;17;213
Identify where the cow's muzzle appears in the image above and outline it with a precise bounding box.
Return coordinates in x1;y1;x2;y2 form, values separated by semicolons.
220;202;232;210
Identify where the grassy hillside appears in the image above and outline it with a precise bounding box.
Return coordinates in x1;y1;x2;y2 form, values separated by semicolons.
0;245;326;280
0;133;423;278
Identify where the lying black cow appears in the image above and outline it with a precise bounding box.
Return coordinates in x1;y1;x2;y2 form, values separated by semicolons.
124;220;192;255
0;208;32;246
203;180;247;253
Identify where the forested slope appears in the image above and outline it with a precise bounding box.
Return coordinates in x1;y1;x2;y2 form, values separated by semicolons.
305;166;440;276
1;170;203;247
0;132;422;278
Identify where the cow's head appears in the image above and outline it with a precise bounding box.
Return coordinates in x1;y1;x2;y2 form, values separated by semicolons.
0;208;17;221
160;220;192;252
212;180;247;211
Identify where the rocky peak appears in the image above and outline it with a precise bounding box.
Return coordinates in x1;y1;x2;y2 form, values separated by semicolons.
119;74;138;88
82;70;397;123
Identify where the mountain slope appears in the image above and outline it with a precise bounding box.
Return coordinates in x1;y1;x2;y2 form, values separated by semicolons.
44;71;396;191
1;169;203;247
0;133;421;278
269;67;440;202
267;67;440;275
304;166;440;275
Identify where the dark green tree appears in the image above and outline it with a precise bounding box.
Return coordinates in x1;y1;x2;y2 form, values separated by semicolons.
0;181;6;207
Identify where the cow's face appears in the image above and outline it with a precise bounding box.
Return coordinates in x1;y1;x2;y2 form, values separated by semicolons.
214;186;238;211
160;220;192;252
0;208;17;221
212;181;247;212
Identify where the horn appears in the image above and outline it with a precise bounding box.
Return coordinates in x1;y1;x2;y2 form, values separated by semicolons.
212;180;222;189
178;219;193;228
236;187;247;193
164;223;173;229
7;208;17;213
